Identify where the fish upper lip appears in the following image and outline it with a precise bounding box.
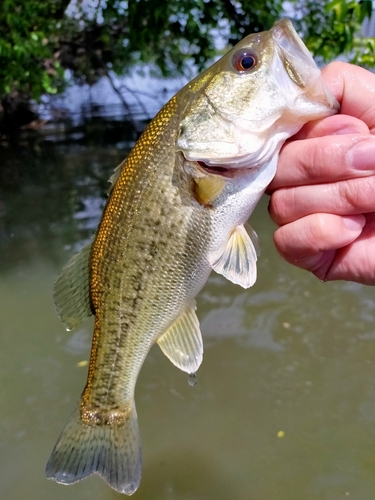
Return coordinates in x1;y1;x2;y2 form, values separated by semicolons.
272;20;316;70
271;20;340;112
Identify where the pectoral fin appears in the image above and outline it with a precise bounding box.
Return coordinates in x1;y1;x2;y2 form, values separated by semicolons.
157;301;203;374
245;222;261;257
53;243;93;331
209;224;259;289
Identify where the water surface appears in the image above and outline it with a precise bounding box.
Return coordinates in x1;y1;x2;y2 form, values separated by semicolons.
1;128;375;500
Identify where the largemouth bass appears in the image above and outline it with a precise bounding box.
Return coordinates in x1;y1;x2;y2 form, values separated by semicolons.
46;19;338;495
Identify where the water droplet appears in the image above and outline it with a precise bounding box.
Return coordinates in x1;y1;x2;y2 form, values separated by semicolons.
188;372;197;386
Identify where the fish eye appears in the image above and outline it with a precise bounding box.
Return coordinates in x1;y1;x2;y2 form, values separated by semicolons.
232;50;258;73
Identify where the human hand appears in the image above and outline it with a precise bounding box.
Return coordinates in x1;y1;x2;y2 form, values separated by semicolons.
268;61;375;285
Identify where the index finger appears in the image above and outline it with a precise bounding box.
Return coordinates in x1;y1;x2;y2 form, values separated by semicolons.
322;61;375;133
267;133;375;192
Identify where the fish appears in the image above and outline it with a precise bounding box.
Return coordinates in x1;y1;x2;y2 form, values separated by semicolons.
46;18;339;495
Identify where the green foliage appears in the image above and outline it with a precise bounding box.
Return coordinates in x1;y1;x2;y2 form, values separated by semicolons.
293;0;374;62
0;0;70;99
123;0;284;74
353;37;375;66
0;0;374;103
56;0;284;83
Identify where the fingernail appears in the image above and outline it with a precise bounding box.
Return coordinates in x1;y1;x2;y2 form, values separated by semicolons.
348;138;375;170
342;215;365;231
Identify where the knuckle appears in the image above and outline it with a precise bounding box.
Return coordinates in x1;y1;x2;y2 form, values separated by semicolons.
338;176;375;211
269;188;296;225
303;213;326;250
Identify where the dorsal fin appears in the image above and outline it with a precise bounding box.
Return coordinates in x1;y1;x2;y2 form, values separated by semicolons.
108;160;125;194
157;301;203;374
53;243;93;331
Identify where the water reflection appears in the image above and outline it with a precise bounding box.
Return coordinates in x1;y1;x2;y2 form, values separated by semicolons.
1;127;375;499
0;122;134;272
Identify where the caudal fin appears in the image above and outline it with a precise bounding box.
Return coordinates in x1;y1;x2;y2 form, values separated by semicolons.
45;403;142;495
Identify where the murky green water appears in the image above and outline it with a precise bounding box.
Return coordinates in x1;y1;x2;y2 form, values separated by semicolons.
2;129;375;500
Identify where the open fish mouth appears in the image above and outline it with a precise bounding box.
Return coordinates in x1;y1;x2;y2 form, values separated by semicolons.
196;160;253;178
272;20;339;111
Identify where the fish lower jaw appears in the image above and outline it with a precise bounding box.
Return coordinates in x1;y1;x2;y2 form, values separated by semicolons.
183;133;286;175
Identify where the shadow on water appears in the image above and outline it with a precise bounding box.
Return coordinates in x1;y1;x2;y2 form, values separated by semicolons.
2;116;375;500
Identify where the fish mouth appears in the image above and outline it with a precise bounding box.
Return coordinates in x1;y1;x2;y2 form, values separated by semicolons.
197;161;247;178
271;19;339;111
272;19;316;72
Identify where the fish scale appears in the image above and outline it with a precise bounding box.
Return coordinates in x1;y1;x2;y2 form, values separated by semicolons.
85;96;213;411
46;19;339;495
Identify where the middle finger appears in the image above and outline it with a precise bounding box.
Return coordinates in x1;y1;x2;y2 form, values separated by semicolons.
270;175;375;225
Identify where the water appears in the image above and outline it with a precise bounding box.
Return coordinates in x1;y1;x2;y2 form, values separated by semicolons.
188;373;197;387
2;125;375;500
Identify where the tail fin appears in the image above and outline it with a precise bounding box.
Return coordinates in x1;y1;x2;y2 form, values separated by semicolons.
45;402;142;495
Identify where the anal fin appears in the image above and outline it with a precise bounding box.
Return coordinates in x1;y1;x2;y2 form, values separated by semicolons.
157;301;203;374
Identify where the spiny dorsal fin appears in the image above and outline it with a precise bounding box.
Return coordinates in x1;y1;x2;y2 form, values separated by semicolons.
209;224;259;289
193;175;226;206
108;160;125;195
53;243;93;331
157;301;203;374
